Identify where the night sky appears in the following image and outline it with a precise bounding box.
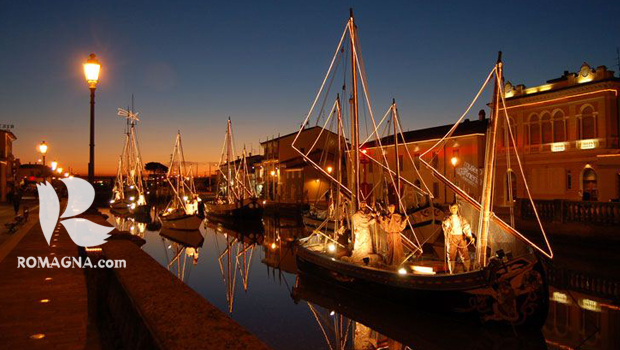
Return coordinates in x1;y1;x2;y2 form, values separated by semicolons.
1;0;619;175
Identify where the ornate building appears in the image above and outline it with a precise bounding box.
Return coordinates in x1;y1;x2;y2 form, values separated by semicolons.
497;63;620;203
0;129;17;202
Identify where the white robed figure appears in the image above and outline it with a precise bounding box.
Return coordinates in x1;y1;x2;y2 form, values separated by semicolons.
348;203;376;263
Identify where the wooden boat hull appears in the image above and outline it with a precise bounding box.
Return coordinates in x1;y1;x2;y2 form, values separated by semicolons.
204;199;263;221
295;245;549;328
292;272;548;349
160;213;203;231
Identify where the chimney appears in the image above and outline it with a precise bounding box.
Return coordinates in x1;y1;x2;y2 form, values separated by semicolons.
478;109;486;121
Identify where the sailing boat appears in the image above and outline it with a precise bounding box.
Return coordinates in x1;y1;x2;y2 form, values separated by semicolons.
159;131;204;231
204;118;263;223
109;102;150;220
294;10;553;327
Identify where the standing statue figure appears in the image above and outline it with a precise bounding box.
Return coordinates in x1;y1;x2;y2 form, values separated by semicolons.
442;203;474;273
348;201;376;263
378;204;407;268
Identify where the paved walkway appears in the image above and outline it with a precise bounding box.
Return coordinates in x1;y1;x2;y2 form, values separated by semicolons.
0;201;39;260
0;205;102;349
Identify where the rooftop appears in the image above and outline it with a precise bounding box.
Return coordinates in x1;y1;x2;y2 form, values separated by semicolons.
365;117;488;148
504;63;619;100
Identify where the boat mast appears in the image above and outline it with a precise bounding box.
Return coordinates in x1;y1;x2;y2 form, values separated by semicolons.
226;118;232;203
349;8;360;211
476;51;503;267
336;94;343;234
392;99;400;200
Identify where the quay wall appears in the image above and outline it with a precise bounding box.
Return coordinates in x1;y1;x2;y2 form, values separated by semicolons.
84;216;271;350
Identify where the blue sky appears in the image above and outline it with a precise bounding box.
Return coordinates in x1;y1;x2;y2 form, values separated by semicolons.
1;0;619;174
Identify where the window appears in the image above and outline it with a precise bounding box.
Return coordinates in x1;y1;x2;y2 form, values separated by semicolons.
414;153;420;169
553;111;566;142
582;168;597;201
432;152;439;168
541;113;552;144
368;161;373;173
566;170;572;190
581;106;596;140
399;155;404;171
529;115;540;145
432;182;439;198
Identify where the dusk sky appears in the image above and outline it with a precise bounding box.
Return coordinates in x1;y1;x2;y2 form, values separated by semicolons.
2;0;619;175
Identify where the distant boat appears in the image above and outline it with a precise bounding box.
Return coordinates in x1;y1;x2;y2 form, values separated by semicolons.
109;101;150;221
204;118;263;223
293;10;553;327
159;131;203;231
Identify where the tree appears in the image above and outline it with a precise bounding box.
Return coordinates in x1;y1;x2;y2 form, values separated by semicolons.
145;162;168;174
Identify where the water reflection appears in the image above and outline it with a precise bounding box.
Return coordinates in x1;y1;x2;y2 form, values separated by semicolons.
110;214;148;238
160;228;205;282
105;209;619;350
208;222;260;313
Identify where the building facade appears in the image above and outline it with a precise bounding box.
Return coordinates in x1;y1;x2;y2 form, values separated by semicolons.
497;63;620;203
0;129;17;202
259;126;341;203
364;116;488;206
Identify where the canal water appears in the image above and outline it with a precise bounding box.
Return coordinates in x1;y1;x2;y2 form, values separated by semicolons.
106;212;620;350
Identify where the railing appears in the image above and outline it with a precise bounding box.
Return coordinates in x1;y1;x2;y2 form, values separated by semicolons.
519;199;620;226
547;262;620;300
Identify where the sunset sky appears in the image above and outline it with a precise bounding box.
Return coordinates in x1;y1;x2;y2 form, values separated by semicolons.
2;0;619;176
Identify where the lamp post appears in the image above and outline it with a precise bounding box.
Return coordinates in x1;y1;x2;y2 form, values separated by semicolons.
450;156;458;202
38;141;48;166
84;53;101;183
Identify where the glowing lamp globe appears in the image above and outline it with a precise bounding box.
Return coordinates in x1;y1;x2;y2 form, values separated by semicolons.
83;53;101;88
38;141;48;155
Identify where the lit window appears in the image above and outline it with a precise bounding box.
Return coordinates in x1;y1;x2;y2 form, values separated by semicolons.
541;114;552;144
579;106;596;140
553;111;565;142
529;115;540;145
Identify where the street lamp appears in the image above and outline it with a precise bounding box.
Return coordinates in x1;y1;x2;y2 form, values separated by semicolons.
38;141;48;166
50;161;58;171
450;156;458;167
84;53;101;183
450;156;459;202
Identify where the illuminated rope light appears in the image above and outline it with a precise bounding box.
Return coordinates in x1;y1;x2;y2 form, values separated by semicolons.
395;106;433;196
306;100;338;156
499;73;554;259
293;24;349;149
350;37;422;252
417;63;554;259
502;89;618;110
420;66;497;160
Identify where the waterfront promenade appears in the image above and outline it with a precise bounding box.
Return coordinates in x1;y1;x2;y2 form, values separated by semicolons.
0;205;271;350
0;202;100;349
